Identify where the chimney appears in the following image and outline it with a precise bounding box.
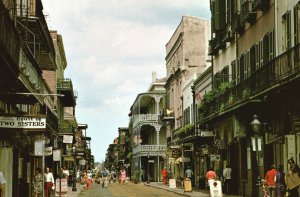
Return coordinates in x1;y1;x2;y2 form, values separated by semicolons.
152;71;157;82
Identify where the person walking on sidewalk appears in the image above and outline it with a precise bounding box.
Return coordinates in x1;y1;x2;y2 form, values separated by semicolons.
223;164;232;195
44;167;54;197
120;167;127;184
162;167;168;185
265;164;277;197
206;168;216;189
33;167;43;197
185;166;193;180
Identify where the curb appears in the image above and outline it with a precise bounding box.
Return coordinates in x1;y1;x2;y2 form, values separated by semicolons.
143;183;210;197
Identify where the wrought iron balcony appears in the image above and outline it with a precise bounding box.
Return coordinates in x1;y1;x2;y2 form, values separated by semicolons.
133;145;167;156
253;0;270;11
132;114;159;127
0;1;21;77
241;0;257;24
199;44;300;121
15;0;56;70
57;78;76;107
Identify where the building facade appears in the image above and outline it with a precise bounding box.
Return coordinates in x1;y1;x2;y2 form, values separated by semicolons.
205;0;300;196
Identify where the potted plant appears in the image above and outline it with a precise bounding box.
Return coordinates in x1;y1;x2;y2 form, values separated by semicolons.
131;170;140;184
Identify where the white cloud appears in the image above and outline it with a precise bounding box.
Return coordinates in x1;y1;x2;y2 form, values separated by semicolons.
42;0;210;162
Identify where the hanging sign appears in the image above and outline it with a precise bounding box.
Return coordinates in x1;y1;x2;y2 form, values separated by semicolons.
34;140;44;156
0;116;46;129
63;135;73;143
53;150;61;161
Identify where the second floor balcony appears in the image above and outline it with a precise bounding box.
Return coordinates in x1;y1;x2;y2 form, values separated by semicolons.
199;44;300;122
133;145;167;157
57;78;77;107
133;114;159;128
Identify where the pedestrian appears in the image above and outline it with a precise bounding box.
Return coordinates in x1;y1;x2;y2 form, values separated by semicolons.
162;167;168;185
206;168;216;189
285;158;300;197
76;170;81;183
87;170;92;189
101;168;108;188
185;166;193;180
0;170;6;197
265;164;277;197
33;167;43;197
223;164;232;195
120;167;127;184
44;167;54;197
81;171;87;191
62;166;69;182
275;164;285;197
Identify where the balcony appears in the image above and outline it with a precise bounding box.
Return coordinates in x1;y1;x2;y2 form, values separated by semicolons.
241;1;257;24
199;44;300;121
0;1;21;83
15;0;55;70
253;0;270;11
133;114;159;127
133;145;167;157
57;78;76;107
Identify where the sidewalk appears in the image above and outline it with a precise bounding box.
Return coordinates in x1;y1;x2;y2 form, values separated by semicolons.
144;182;242;197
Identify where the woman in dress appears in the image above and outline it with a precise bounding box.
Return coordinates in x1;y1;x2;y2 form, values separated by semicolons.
33;167;43;197
120;168;126;184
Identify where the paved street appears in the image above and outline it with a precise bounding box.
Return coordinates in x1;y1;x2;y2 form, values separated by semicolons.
77;182;187;197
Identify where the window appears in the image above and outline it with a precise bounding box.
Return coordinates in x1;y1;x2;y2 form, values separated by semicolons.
244;51;250;79
239;54;245;82
294;4;300;45
282;11;291;50
231;60;237;84
255;40;263;70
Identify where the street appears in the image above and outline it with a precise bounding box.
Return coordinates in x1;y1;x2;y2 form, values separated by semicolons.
77;182;184;197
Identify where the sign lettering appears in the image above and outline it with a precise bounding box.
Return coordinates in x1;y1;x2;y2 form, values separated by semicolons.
0;116;46;129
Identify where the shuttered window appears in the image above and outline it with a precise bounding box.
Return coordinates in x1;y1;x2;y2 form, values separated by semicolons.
231;60;237;84
283;11;291;50
294;4;300;45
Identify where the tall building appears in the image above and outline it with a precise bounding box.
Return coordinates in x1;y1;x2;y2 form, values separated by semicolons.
205;0;300;195
163;15;210;183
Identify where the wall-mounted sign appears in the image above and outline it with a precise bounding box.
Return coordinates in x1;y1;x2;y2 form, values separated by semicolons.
0;116;46;129
45;147;53;156
63;135;73;144
200;131;215;137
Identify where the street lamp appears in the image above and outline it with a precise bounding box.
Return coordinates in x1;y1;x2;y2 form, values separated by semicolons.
72;146;77;191
251;114;262;197
147;153;150;184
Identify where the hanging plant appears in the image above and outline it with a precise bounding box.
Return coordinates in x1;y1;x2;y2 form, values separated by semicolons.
9;132;33;152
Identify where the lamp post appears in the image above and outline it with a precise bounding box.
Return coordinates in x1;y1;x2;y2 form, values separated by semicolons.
251;114;262;197
72;146;77;191
147;153;150;184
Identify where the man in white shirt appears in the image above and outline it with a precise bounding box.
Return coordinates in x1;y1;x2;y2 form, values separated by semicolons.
44;167;54;197
0;171;6;197
223;164;232;195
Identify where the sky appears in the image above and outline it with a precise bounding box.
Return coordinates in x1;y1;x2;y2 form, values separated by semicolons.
42;0;211;162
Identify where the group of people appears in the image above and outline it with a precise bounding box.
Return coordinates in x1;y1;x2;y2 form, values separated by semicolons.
89;167;127;189
264;158;300;197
